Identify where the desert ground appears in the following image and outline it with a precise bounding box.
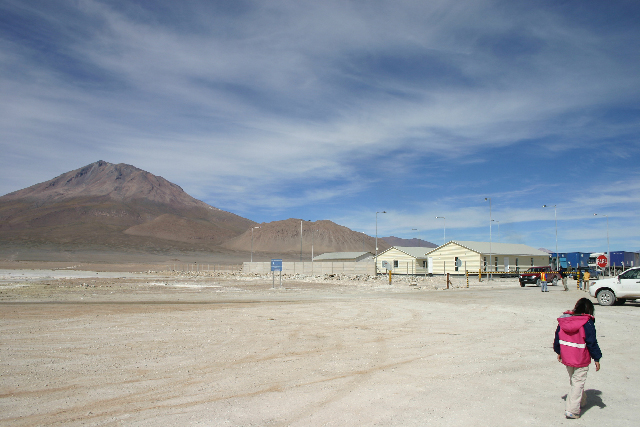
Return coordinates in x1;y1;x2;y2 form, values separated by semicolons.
1;265;638;426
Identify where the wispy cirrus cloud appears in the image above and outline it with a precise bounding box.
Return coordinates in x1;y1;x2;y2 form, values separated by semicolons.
1;0;639;250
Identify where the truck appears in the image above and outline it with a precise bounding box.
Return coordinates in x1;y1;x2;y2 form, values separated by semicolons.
589;266;640;306
518;266;563;287
589;251;640;276
610;251;640;275
550;252;589;270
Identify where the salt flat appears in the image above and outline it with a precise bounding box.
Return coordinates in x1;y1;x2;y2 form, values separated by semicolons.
1;271;637;426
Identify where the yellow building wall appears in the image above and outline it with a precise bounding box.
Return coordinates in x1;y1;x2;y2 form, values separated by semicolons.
426;243;551;274
426;244;482;275
376;248;421;275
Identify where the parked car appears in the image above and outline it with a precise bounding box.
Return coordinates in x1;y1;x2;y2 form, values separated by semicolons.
589;266;640;306
499;271;520;278
518;266;563;287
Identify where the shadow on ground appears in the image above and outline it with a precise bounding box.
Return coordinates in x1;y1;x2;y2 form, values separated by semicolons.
561;389;606;415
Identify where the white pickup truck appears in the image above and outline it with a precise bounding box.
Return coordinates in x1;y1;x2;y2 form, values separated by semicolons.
589;266;640;306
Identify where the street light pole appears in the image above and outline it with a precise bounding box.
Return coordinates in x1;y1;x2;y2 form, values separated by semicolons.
375;211;386;273
311;229;317;262
594;213;610;276
250;226;260;263
485;198;492;279
300;220;311;261
492;220;500;243
543;205;558;271
435;217;445;246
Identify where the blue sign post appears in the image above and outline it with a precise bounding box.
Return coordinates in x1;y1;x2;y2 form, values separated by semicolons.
271;259;283;288
271;259;283;271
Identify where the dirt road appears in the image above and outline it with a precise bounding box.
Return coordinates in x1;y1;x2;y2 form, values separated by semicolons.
1;271;638;426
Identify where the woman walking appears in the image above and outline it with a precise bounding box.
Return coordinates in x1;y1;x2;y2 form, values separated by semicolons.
553;298;602;419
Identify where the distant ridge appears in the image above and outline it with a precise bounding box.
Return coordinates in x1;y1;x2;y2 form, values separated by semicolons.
0;161;255;250
222;218;391;256
382;236;438;248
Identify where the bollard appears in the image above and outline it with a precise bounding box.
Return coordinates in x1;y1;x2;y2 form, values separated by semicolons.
388;270;392;285
446;273;451;289
466;270;469;288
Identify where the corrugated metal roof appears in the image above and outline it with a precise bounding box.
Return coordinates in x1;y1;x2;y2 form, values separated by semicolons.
378;246;431;258
426;241;549;256
313;251;372;261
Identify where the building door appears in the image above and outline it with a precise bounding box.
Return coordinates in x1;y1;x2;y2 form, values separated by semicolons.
427;257;433;274
504;257;509;272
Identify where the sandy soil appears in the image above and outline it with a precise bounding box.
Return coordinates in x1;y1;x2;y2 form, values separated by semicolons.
1;269;638;426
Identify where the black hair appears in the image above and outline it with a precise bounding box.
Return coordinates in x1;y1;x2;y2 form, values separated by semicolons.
573;298;595;316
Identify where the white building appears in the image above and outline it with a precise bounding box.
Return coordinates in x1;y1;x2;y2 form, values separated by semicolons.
375;242;550;275
375;247;431;275
425;241;550;275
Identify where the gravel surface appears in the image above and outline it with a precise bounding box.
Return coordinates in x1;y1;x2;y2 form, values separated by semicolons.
1;269;638;426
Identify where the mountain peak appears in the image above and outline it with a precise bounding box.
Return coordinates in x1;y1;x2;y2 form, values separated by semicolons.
0;161;256;250
1;160;204;209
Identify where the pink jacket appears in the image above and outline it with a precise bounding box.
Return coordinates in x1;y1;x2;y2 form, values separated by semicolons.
556;313;594;367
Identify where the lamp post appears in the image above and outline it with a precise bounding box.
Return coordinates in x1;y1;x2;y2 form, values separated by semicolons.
594;213;610;276
311;229;318;262
375;211;386;273
485;198;492;279
492;220;500;242
543;205;558;271
435;217;445;246
250;226;260;263
300;220;311;261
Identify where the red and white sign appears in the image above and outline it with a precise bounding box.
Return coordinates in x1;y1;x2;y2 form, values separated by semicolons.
596;255;608;268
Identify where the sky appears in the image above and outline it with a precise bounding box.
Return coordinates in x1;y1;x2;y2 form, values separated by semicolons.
1;0;639;253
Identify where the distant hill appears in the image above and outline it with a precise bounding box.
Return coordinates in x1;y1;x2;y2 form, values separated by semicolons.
222;218;391;256
382;236;438;248
0;161;255;251
0;161;387;260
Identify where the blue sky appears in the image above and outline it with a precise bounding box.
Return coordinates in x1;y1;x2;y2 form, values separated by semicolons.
1;0;639;253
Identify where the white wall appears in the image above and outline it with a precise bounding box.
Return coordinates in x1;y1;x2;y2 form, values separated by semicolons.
376;248;420;275
425;243;551;274
243;261;375;275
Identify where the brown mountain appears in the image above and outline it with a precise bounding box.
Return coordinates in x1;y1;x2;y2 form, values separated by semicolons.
0;160;255;251
222;218;391;256
382;236;438;248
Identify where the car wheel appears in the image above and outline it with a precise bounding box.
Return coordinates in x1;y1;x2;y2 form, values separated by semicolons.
614;298;627;305
536;278;541;287
552;277;558;286
597;289;616;306
519;281;525;287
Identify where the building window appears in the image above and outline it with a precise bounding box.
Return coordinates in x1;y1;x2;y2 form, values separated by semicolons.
393;260;399;268
531;258;534;266
455;257;459;272
423;260;427;268
483;257;487;271
495;257;498;271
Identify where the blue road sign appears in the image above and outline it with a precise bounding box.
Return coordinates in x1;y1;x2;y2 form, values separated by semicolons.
271;259;283;271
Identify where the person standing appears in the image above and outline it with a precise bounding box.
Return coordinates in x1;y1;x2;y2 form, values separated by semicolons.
554;298;602;419
540;271;548;292
577;270;582;290
583;270;591;292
